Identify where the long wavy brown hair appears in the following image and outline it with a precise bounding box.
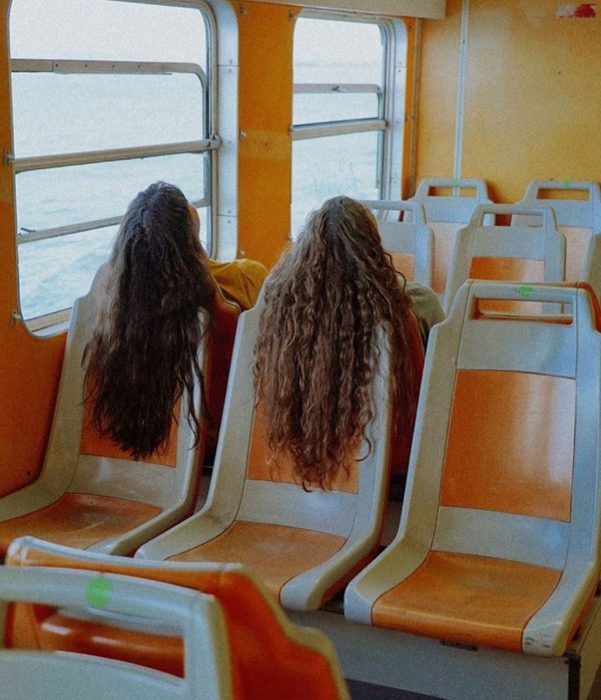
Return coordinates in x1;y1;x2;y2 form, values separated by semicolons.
84;181;216;459
253;195;419;489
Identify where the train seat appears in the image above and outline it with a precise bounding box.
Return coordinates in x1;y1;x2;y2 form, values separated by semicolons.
4;536;349;700
409;177;492;296
444;203;565;312
345;281;601;657
0;564;233;699
514;180;601;282
132;291;398;611
361;200;434;286
0;273;240;558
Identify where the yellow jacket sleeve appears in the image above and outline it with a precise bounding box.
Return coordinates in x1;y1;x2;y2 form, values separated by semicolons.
208;258;268;310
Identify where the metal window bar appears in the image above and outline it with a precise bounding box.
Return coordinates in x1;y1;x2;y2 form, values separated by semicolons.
292;82;384;137
10;59;213;244
17;197;210;245
291;118;387;141
293;82;381;95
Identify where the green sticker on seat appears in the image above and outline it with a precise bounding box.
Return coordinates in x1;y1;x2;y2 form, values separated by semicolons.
518;285;534;298
85;576;113;608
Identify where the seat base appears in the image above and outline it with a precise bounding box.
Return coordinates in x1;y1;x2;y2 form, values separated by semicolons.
371;551;562;652
0;493;161;556
167;520;346;599
290;594;601;700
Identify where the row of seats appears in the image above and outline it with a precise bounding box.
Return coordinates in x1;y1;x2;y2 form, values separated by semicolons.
1;281;600;683
2;180;601;693
0;269;241;558
364;177;601;312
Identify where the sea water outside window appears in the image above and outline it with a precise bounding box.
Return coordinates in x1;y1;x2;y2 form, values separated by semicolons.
9;0;214;329
291;16;390;237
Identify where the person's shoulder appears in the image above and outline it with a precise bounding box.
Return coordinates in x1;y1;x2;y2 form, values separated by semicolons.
404;282;446;325
232;258;269;277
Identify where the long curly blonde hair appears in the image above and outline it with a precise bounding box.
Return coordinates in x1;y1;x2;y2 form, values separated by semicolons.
84;182;215;459
253;196;419;489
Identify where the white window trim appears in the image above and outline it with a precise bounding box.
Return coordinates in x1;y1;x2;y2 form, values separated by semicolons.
246;0;445;20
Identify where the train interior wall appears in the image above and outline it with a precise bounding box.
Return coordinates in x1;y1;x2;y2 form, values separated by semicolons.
1;0;600;494
417;0;601;202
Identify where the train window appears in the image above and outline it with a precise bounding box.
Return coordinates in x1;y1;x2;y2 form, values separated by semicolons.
291;15;405;235
9;0;216;329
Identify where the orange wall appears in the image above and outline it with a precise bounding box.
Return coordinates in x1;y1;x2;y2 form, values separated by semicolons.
235;1;297;268
417;0;601;202
0;0;65;496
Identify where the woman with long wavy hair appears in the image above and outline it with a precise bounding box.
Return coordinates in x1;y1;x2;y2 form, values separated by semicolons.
254;195;443;490
84;181;216;459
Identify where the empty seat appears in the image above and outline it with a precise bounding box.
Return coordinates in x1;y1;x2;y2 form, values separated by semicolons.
0;564;233;699
409;177;492;295
345;281;601;657
444;203;565;312
361;200;434;286
0;275;239;557
515;180;601;281
132;292;399;611
5;536;349;700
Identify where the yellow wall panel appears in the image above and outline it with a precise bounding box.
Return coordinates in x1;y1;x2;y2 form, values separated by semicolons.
463;0;601;202
235;1;297;267
417;0;601;202
416;0;462;185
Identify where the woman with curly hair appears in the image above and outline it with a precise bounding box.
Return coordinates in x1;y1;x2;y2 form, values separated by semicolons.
83;181;215;459
253;195;443;490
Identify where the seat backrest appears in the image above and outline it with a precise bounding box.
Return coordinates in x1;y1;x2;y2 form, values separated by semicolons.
410;178;492;294
397;280;601;653
5;536;349;700
175;292;396;609
444;203;565;312
0;565;233;700
361;200;434;286
0;267;238;555
202;290;241;462
514;180;601;280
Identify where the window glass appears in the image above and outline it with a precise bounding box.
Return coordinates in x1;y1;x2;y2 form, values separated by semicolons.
19;227;117;320
10;0;206;65
16;155;206;232
292;17;386;236
293;18;383;84
9;0;211;324
20;207;209;320
11;73;205;157
293;92;379;125
291;132;381;235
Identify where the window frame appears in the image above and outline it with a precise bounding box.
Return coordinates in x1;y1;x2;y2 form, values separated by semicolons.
8;0;220;331
291;11;407;224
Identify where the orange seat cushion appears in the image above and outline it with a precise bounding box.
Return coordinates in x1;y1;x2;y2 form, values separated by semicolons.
441;370;575;521
167;520;346;600
372;551;562;651
0;494;161;556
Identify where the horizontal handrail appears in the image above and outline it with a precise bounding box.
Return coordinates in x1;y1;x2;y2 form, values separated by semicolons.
9;137;219;174
291;118;386;140
17;198;208;244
